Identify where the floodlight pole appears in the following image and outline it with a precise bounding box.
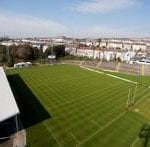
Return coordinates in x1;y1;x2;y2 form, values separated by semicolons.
51;43;54;55
7;46;10;64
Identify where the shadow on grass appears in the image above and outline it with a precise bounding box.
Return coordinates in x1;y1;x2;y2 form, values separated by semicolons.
139;123;150;147
7;74;51;129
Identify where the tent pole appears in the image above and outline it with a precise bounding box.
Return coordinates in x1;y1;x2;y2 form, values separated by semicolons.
15;114;19;147
15;115;19;133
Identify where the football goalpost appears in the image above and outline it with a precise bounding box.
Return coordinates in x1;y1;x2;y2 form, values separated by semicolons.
126;85;137;111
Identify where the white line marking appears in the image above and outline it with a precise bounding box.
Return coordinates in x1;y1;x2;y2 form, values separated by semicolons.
79;112;125;145
91;120;100;128
80;66;137;84
103;69;118;73
70;132;81;144
80;66;104;74
106;73;137;84
43;122;62;147
130;137;139;147
135;92;150;106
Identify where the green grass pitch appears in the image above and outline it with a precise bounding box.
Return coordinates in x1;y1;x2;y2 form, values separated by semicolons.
7;64;150;147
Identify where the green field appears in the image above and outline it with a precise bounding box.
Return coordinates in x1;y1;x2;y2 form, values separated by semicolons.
7;64;150;147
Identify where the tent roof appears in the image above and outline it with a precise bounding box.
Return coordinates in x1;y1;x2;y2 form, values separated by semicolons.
0;67;19;122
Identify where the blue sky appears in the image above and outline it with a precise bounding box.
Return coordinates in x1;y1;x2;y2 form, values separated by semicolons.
0;0;150;38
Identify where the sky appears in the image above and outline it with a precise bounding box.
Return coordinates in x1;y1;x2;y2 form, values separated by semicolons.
0;0;150;38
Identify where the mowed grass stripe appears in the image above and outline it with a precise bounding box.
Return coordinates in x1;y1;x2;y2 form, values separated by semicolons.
7;64;149;147
7;66;134;144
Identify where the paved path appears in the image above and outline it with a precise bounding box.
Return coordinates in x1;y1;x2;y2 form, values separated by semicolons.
13;130;26;147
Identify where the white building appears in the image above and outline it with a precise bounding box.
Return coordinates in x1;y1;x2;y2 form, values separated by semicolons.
100;42;107;47
42;45;49;52
132;43;147;51
123;43;132;50
66;46;137;62
107;42;123;49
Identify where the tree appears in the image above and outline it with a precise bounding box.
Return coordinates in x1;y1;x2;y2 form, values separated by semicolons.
8;45;18;66
117;57;121;62
0;45;7;63
45;45;65;59
39;44;44;62
98;38;102;48
33;47;39;60
16;44;34;61
0;43;65;66
53;45;65;58
45;46;52;57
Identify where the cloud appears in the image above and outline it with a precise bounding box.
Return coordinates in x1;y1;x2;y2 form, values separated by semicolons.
72;0;140;13
0;12;149;38
0;13;68;37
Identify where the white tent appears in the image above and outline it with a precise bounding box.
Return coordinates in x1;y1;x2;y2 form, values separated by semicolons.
0;67;19;122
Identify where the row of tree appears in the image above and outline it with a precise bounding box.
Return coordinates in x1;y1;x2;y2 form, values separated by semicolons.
0;44;65;66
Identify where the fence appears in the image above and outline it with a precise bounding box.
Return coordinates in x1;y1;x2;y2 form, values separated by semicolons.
62;60;150;76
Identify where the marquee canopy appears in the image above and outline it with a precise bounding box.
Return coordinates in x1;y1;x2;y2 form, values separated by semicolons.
0;67;19;122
